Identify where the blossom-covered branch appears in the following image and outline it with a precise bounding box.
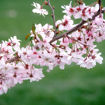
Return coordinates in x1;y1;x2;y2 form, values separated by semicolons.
0;0;105;95
50;2;105;43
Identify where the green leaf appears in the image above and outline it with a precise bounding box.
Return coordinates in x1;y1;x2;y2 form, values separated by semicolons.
32;24;35;34
69;43;72;48
55;47;60;53
38;34;43;41
25;33;31;40
56;40;61;45
82;54;87;58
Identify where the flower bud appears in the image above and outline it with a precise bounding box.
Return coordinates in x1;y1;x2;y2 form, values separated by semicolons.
44;1;48;5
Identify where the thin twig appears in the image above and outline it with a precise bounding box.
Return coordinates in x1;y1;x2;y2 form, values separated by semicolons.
48;0;57;37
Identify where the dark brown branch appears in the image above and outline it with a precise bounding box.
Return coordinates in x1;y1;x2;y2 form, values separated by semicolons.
48;0;57;37
98;0;101;8
50;9;105;43
6;55;20;63
98;0;101;4
98;0;102;14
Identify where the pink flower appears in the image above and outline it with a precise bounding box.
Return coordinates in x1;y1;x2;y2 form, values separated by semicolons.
32;2;48;16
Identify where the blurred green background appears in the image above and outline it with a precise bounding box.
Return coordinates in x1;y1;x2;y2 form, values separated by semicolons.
0;0;105;105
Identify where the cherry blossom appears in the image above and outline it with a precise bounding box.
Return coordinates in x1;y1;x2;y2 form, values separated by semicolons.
32;2;48;16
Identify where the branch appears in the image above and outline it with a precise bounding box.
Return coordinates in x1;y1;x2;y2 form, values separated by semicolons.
98;0;101;8
48;0;57;37
50;9;105;43
98;0;102;14
6;54;20;63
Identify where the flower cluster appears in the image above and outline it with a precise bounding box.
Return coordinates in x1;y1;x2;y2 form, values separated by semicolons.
0;36;44;94
0;1;105;95
61;1;99;20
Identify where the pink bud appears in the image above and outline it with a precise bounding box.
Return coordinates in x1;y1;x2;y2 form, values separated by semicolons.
63;37;69;43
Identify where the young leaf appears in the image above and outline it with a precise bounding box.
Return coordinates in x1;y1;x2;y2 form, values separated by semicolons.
56;40;61;45
32;24;35;34
25;33;31;40
38;34;43;41
69;43;72;48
